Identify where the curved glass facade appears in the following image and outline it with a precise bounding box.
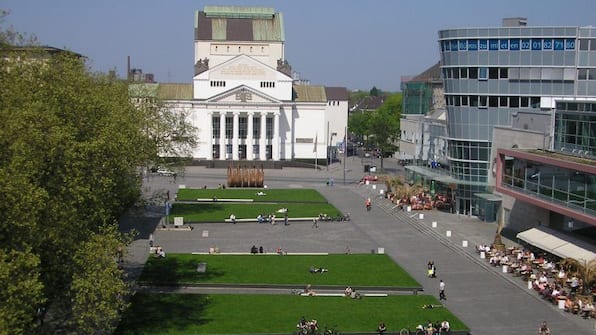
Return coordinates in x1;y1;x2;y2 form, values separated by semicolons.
439;25;596;214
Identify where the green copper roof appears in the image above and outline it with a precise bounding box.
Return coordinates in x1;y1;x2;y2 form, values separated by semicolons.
195;6;284;42
204;6;275;19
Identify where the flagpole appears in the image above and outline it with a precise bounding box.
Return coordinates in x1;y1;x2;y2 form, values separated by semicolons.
314;133;318;170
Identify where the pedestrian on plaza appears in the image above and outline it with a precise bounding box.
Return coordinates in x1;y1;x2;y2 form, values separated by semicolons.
230;213;236;224
149;233;154;248
312;217;319;228
439;279;446;301
284;212;289;226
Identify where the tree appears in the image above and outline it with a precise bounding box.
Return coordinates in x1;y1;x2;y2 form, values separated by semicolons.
130;84;198;171
369;86;380;97
347;111;371;146
0;28;195;332
368;93;402;169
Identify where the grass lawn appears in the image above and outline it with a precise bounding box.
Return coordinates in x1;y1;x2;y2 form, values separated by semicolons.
170;203;342;222
138;254;420;288
115;293;467;335
176;188;328;203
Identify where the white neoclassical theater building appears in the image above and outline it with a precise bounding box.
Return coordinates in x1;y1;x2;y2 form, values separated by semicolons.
136;6;349;163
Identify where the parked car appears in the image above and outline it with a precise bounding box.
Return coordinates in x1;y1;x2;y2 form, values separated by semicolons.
157;168;176;176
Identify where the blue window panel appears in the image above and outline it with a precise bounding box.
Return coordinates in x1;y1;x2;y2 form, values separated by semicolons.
468;39;478;51
458;39;467;51
489;39;499;50
543;39;553;50
479;67;488;80
554;39;564;50
510;39;520;50
521;39;531;50
499;39;509;50
531;39;542;50
450;40;458;51
479;39;488;50
565;39;576;50
468;40;478;51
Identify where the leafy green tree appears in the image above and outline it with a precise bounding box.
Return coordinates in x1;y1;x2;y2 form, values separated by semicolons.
69;224;132;334
0;249;44;335
348;111;371;145
0;26;196;332
369;86;380;97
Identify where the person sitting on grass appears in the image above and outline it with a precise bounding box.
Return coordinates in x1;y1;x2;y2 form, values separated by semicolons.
377;322;387;335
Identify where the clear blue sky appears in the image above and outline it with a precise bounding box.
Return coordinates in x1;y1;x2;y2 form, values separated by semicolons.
2;0;595;91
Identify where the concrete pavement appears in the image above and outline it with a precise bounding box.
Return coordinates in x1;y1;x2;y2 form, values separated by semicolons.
120;157;595;335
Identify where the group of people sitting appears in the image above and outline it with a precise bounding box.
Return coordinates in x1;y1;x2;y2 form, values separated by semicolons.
295;317;318;335
250;245;264;254
344;286;361;299
154;246;166;258
415;319;450;334
477;243;596;320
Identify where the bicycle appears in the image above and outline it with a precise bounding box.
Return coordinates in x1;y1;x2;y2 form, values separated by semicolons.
399;328;410;335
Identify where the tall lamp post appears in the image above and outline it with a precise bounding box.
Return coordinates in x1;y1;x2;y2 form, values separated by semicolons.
327;132;337;171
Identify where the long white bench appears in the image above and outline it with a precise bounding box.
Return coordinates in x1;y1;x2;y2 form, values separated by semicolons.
224;217;317;223
196;198;253;202
300;293;388;297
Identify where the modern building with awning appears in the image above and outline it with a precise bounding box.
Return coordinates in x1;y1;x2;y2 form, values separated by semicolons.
517;226;596;262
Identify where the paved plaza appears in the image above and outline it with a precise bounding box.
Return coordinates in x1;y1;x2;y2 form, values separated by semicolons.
120;157;596;334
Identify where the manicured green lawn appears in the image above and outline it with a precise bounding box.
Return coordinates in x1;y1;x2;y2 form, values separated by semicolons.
139;254;420;287
170;203;342;222
176;188;328;203
115;293;467;335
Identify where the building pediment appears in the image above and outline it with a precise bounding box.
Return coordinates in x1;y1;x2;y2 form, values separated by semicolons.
205;85;282;104
195;54;291;81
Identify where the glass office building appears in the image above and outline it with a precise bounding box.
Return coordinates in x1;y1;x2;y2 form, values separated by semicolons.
438;24;596;215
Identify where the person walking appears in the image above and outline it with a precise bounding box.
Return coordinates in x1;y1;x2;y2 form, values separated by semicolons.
284;212;289;226
439;279;446;301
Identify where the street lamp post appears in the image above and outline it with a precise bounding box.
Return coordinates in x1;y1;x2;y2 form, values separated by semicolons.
327;132;337;171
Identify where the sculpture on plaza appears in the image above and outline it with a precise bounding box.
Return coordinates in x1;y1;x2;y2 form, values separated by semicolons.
227;164;264;187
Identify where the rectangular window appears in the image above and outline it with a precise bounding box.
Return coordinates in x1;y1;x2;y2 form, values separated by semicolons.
469;67;478;79
479;67;488;80
468;39;478;51
499;68;508;79
238;117;247;139
450;40;458;51
479;96;488;108
521;97;529;108
253;144;260;157
499;96;508;107
226;144;232;155
489;67;499;79
510;39;520;50
461;96;469;106
499;39;509;50
531;39;542;50
565;39;576;50
225;116;233;139
590;39;596;51
458;39;467;51
489;39;499;50
489;96;498;107
509;96;520;108
454;96;461;107
553;39;564;50
542;39;553;50
470;96;479;107
212;116;220;138
479;39;488;50
265;117;273;140
580;39;589;50
578;69;588;80
212;145;220;159
453;68;460;79
460;68;468;79
253;116;261;138
521;39;531;50
530;97;540;108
